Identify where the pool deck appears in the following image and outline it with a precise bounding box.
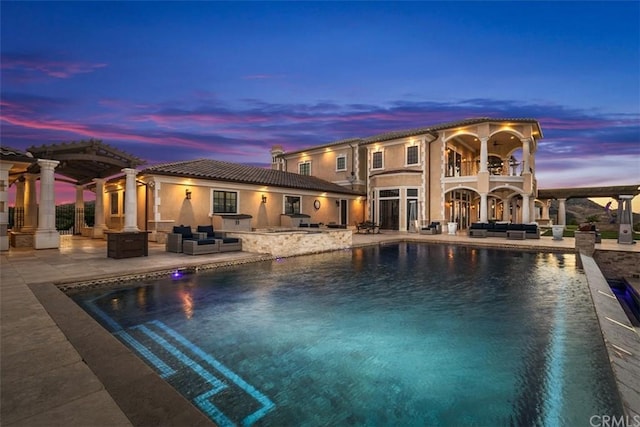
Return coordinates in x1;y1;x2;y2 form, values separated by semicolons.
1;231;639;426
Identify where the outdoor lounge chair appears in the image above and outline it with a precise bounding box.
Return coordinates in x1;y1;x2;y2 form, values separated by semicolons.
166;225;207;253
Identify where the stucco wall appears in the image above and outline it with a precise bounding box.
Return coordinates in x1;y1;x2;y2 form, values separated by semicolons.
285;147;353;184
145;180;363;241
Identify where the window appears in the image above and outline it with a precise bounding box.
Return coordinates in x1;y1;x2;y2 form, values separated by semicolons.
213;190;238;214
110;193;119;215
372;151;383;169
336;155;347;171
299;161;311;175
407;188;418;197
406;146;419;165
284;195;301;214
446;149;462;177
379;189;399;198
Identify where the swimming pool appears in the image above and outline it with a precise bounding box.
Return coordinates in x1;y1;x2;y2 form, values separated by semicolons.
72;243;623;426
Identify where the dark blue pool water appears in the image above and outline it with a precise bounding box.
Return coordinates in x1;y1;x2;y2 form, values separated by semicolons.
72;243;623;426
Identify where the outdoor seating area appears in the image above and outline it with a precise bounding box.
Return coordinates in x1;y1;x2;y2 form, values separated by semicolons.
419;221;442;235
166;225;242;255
356;221;380;234
468;222;541;239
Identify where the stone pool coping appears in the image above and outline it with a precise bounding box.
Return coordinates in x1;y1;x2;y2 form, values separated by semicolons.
29;281;216;427
581;254;640;419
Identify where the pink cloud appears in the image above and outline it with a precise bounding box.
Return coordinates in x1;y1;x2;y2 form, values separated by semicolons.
1;53;107;80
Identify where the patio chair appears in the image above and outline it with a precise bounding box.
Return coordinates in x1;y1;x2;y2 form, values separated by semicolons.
166;225;207;253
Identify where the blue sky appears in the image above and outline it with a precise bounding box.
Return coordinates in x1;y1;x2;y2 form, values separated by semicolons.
2;1;639;197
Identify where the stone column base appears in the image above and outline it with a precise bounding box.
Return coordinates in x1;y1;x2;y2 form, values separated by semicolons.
575;231;596;268
91;226;108;239
34;230;60;249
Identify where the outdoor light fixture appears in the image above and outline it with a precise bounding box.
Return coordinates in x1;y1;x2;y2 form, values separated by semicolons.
261;194;267;204
185;189;192;200
335;200;340;207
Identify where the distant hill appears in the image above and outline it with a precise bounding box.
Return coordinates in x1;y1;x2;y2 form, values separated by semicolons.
549;198;639;228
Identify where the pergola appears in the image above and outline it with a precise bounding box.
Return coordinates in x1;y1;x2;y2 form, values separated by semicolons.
26;139;144;185
537;184;640;244
1;140;144;250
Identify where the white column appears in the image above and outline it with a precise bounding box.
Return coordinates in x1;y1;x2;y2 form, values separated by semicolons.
558;198;567;226
479;192;488;223
34;159;60;249
479;137;488;173
502;199;510;222
22;173;38;232
0;163;12;251
93;178;107;238
542;200;551;221
122;168;139;232
522;138;531;175
522;194;530;223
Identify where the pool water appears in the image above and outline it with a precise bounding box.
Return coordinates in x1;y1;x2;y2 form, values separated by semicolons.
72;243;623;426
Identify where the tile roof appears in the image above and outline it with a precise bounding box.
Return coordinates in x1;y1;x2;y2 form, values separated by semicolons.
142;159;364;195
280;117;542;151
281;137;363;156
0;146;35;163
362;117;542;144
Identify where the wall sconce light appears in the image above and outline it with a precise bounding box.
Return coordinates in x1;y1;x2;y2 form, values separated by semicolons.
185;189;192;200
261;194;267;204
336;200;340;207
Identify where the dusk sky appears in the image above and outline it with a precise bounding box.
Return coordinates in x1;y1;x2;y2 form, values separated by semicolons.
1;1;639;203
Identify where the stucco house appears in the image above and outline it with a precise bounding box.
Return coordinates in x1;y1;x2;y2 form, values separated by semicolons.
275;117;543;232
2;117;547;249
103;159;365;243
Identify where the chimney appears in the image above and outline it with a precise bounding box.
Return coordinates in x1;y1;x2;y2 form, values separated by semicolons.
271;145;285;171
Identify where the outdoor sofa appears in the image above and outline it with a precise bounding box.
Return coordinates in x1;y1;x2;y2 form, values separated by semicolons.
196;225;242;252
419;221;442;235
166;225;242;254
356;221;380;234
468;222;540;239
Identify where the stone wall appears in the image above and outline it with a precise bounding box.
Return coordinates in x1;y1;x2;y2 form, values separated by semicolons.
147;220;175;244
227;229;352;258
594;249;640;280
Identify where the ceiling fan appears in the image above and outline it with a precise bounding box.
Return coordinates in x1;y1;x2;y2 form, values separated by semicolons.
492;140;503;147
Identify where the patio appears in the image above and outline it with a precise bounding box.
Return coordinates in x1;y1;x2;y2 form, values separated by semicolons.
1;232;638;426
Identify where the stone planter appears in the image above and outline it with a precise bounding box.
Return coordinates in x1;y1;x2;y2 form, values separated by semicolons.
447;222;458;235
552;225;564;240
